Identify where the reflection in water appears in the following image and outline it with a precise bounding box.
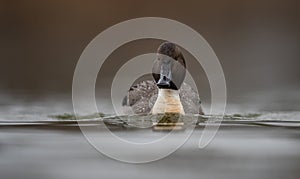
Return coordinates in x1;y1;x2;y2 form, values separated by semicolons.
0;98;300;179
0;123;300;179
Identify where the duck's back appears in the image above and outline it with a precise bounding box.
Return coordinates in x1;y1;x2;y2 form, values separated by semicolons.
122;80;203;115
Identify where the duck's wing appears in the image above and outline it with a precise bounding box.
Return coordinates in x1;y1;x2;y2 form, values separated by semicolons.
122;80;158;114
179;82;204;115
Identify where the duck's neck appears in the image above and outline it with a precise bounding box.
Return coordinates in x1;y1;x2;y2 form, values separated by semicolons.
152;89;185;114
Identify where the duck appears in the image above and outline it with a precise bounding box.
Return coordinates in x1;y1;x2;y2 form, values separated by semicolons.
122;42;204;115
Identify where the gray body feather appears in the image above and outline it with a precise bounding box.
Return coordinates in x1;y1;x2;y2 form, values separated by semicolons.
122;80;204;115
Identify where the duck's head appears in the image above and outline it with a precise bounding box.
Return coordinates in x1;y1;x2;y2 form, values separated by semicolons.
152;42;186;90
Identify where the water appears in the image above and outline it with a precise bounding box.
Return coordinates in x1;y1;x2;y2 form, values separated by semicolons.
1;97;300;179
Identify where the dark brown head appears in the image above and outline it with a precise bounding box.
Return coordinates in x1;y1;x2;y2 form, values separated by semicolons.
152;42;186;90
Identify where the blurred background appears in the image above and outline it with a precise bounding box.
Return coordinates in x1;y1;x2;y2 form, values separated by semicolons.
1;2;300;179
1;0;300;112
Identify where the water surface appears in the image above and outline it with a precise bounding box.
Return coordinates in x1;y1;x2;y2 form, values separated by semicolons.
0;99;300;179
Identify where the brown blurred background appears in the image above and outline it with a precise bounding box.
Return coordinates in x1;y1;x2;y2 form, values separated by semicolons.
1;0;300;110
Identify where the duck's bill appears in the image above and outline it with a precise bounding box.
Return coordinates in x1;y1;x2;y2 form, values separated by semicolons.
157;77;170;88
156;62;172;88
